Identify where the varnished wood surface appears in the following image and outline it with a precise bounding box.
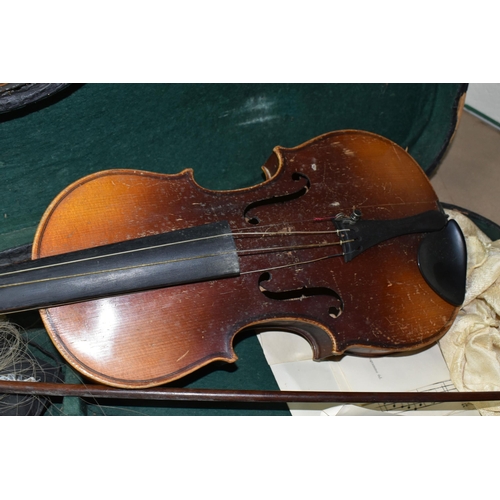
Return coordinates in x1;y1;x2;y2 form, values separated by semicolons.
32;130;458;388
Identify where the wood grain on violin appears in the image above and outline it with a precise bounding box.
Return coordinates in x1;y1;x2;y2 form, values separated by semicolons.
0;130;467;388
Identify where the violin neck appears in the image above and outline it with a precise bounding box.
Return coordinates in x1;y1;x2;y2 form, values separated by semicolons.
0;221;240;314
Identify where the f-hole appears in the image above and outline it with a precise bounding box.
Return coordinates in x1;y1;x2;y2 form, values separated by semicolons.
244;172;310;224
258;272;343;318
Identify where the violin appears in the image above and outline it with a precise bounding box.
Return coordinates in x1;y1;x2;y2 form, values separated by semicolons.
0;130;466;389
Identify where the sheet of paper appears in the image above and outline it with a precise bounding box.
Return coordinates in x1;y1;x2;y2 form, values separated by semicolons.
257;331;479;416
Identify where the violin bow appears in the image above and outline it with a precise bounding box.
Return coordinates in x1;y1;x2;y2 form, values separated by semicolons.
0;380;499;405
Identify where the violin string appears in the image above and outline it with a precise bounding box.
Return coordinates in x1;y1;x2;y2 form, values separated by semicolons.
0;227;352;288
0;237;352;288
0;228;349;280
0;243;347;289
0;233;232;278
0;252;237;288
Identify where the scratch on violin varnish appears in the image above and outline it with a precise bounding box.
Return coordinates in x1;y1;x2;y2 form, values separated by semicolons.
177;350;190;362
386;279;404;287
392;144;402;161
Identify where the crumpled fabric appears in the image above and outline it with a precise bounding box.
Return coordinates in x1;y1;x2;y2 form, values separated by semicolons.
439;210;500;415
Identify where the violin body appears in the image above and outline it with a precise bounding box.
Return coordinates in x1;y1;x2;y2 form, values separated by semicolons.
30;130;463;388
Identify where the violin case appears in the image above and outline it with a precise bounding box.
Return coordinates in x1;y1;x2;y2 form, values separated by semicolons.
0;83;498;416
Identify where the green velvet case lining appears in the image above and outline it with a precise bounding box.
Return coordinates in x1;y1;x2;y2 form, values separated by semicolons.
0;84;474;415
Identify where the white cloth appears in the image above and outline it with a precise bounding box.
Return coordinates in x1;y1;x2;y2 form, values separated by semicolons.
439;210;500;415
